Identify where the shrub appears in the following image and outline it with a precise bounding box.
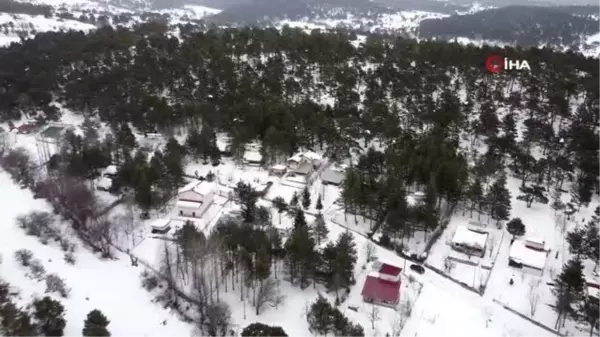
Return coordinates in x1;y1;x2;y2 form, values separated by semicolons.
14;249;34;267
82;309;111;336
29;259;46;280
141;270;158;291
45;274;70;298
33;296;66;337
63;252;76;265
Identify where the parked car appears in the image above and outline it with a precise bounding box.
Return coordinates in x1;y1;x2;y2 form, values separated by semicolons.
410;264;425;274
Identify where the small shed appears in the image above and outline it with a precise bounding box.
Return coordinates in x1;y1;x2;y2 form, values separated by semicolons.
151;219;171;234
508;240;548;275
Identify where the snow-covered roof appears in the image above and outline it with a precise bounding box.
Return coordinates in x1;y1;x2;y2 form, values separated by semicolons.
302;151;322;161
176;200;203;209
321;168;344;184
271;164;287;170
151;218;171;231
451;226;488;250
288;154;302;162
96;177;112;189
244;150;262;163
104;165;117;175
509;240;548;270
526;237;545;245
178;181;215;195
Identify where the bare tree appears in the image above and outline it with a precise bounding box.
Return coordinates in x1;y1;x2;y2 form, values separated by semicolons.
367;303;381;330
114;201;142;248
255;277;285;315
364;242;376;264
202;301;231;336
482;306;492;328
528;279;541;317
444;256;456;274
88;214;114;257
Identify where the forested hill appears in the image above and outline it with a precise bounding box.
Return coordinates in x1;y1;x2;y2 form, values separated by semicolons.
206;0;394;25
418;5;599;47
0;0;53;17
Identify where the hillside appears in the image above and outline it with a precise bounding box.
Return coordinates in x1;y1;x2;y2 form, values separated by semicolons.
419;5;600;48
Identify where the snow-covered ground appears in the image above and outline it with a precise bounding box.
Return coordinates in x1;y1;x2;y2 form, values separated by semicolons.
0;12;96;47
0;170;195;337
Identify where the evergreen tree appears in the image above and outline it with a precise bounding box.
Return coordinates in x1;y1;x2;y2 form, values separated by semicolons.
82;309;110;337
552;258;586;329
506;217;526;240
567;228;587;258
578;295;599;337
234;182;258;223
272;196;288;224
293;209;307;229
516;184;549;208
32;296;66;337
302;186;311;210
313;213;329;246
316;194;323;213
306;295;333;335
486;174;511;225
290;192;299;209
241;323;288;336
466;177;484;217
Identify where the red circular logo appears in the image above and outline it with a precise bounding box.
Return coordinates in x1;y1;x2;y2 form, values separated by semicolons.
485;55;503;73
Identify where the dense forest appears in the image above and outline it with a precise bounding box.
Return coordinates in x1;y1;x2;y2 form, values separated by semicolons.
0;0;53;17
419;5;600;47
0;21;598;336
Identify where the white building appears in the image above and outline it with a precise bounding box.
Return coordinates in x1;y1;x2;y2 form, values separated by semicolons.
524;237;546;251
509;240;548;275
176;181;215;218
451;226;488;257
287;151;322;175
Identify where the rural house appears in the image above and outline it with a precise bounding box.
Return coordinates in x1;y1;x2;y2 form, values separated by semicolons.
176;180;215;218
450;226;488;257
321;167;344;185
361;261;402;307
508;239;548;275
287;151;322;176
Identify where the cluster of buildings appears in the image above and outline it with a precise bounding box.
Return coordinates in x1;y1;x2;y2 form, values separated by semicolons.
450;224;548;275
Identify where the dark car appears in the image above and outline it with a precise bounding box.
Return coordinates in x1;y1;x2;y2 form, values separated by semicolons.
410;264;425;274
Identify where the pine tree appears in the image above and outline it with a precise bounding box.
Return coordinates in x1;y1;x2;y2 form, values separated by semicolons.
516;184;549;208
567;228;587;258
313;214;329;246
241;323;288;336
332;231;357;299
272;196;288;224
302;186;311;210
506;217;526;240
306;295;333;335
316;194;323;213
552;258;586;329
578;295;599;337
290;192;299;209
466;177;484;218
33;296;66;337
293;209;307;229
550;187;565;215
82;309;110;337
486;174;511;225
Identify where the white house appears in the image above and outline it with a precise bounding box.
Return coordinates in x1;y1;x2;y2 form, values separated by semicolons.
509;239;548;275
287;151;322;175
176;181;216;218
451;226;488;257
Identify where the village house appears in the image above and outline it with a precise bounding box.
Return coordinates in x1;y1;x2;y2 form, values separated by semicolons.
176;180;216;218
361;261;402;307
287;151;322;176
450;226;488;258
321;167;344;185
508;239;548;275
16;123;37;134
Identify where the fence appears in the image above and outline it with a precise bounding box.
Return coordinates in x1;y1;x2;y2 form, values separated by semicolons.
492;299;564;336
424;263;483;296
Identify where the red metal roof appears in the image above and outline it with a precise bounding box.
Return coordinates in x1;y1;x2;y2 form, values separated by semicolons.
361;275;401;304
17;124;36;132
380;263;402;276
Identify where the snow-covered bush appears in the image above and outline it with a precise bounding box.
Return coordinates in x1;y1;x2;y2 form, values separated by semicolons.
63;251;76;265
45;274;70;298
16;211;55;241
141;270;158;291
29;259;46;280
14;249;34;266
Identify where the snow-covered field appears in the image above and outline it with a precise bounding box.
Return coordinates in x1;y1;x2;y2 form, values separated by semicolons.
0;170;195;337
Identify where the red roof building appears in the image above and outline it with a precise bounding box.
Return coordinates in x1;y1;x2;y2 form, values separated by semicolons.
361;262;402;307
17;124;36;134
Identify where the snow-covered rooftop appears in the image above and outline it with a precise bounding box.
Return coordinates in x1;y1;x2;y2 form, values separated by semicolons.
104;165;117;175
271;164;287;170
176;200;203;209
178;180;215;195
96;177;112;189
243;150;262;163
509;240;548;270
451;226;488;250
